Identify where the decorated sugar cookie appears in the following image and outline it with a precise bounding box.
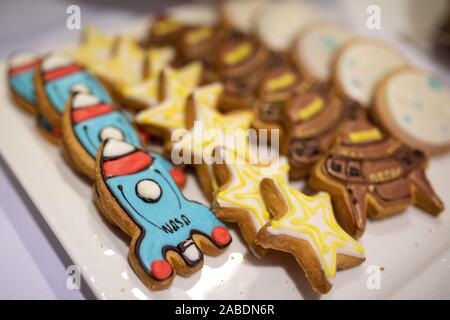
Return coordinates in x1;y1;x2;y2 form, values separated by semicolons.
293;22;351;83
255;0;322;52
309;117;444;238
94;139;231;290
171;83;254;200
220;0;268;34
34;53;112;128
256;177;365;294
73;26;116;69
334;38;408;108
213;147;289;257
61;90;185;183
252;64;302;140
36;114;62;145
119;46;175;112
7;51;40;114
136;62;203;140
282;87;345;180
373;67;450;155
215;34;270;111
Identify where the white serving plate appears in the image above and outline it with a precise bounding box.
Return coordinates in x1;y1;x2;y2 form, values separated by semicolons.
1;9;450;298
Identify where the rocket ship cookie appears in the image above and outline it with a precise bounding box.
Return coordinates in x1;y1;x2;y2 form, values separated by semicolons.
309;117;444;238
7;51;40;114
94;139;231;290
62;90;185;185
34;53;112;128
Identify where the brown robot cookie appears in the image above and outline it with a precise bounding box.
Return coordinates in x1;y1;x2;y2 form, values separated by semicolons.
309;117;444;238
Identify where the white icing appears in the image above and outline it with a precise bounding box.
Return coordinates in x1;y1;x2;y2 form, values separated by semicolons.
336;40;406;107
166;3;217;26
72;93;100;109
100;127;125;142
42;54;73;71
136;179;162;202
256;0;322;51
385;69;450;146
222;0;267;33
71;84;90;94
182;241;201;262
9;52;38;67
103;139;135;158
296;23;351;82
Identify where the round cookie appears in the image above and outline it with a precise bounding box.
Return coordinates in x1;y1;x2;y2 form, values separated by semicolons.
220;0;267;34
7;51;40;114
373;67;450;155
293;22;351;84
255;0;322;52
333;38;408;107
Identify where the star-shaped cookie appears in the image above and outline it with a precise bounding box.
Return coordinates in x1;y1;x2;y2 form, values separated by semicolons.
213;146;289;257
256;176;365;294
136;62;203;138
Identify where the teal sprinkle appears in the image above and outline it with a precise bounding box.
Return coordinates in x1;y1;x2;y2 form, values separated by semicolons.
323;36;337;52
404;114;412;124
428;77;443;90
352;79;360;88
442;125;449;135
414;101;423;110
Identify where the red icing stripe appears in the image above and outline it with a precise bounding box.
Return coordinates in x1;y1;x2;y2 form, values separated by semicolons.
9;61;39;76
169;168;186;188
43;64;83;82
103;151;153;178
71;103;114;123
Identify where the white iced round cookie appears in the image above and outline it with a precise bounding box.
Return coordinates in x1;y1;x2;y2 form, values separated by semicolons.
375;68;450;155
294;23;351;83
335;39;407;107
255;0;321;51
136;179;162;202
166;3;217;26
221;0;267;33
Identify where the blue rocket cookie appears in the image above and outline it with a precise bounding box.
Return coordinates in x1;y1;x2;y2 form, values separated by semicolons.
94;139;232;289
62;90;185;185
34;53;111;128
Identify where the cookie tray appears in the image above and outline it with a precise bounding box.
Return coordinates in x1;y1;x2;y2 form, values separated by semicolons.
1;56;450;299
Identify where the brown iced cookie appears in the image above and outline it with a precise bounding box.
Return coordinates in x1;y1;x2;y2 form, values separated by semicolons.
309;118;444;238
146;16;185;48
282;86;345;179
215;33;270;111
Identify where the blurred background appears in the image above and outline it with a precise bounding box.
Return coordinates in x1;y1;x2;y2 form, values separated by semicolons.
0;0;449;299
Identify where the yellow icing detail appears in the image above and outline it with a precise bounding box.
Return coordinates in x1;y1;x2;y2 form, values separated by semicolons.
72;26;115;68
296;98;324;121
136;62;203;130
152;18;182;36
215;148;289;229
266;72;296;92
224;42;253;65
348;128;382;144
368;167;402;183
267;177;365;279
186;27;213;45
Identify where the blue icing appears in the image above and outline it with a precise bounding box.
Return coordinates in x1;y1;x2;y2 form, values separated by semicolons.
74;111;142;158
45;70;111;113
10;70;36;104
105;160;224;272
428;77;443;91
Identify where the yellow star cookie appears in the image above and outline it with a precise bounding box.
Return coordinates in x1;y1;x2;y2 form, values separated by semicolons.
257;176;365;293
72;26;115;67
136;62;203;133
213;146;289;257
119;46;175;107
